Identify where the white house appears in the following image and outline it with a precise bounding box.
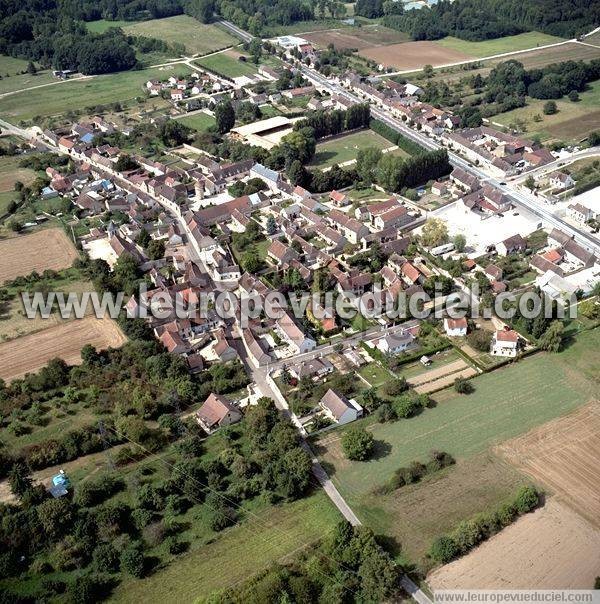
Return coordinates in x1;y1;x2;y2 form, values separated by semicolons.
567;203;594;224
549;172;575;190
491;329;520;357
376;330;414;354
444;317;468;337
319;389;363;425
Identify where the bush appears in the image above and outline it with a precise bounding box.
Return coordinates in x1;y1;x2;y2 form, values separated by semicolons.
429;535;458;563
341;426;375;461
467;330;492;352
120;542;145;578
454;377;474;394
382;377;408;397
92;543;119;573
375;403;397;423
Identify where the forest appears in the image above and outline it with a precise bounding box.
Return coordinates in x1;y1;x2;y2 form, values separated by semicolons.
381;0;600;41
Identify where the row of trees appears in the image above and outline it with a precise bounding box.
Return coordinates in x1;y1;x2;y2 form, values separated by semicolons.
293;103;372;139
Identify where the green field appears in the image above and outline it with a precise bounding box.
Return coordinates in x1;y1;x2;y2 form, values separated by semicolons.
493;79;600;143
316;329;600;566
0;64;190;121
0;155;37;216
0;55;57;95
85;19;131;33
435;32;565;58
309;129;401;168
121;16;238;57
176;112;216;132
111;491;341;603
196;52;259;78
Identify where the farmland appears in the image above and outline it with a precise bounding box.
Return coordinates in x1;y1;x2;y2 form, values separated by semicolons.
111;491;341;603
434;32;564;58
0;55;56;95
496;402;600;527
0;154;37;215
359;41;471;71
196;51;259;79
0;64;190;121
315;329;599;567
0;316;127;382
309;129;399;168
428;498;600;590
0;228;79;283
121;16;237;57
303;25;411;50
493;79;600;143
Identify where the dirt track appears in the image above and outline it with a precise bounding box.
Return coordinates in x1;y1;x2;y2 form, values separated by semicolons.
496;401;600;527
0;316;127;381
0;228;79;283
428;498;600;590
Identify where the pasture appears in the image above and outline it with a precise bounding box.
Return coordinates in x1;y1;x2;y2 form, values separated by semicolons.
0;55;56;95
435;32;565;58
121;16;237;56
196;51;259;78
0;154;37;215
0;316;127;382
0;228;79;283
428;498;600;590
315;329;599;567
0;65;190;121
359;41;471;71
309;129;398;168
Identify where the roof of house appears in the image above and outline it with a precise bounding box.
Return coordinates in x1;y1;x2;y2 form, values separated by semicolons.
277;312;309;345
320;389;356;421
196;393;238;429
251;163;280;183
445;317;467;330
495;329;519;343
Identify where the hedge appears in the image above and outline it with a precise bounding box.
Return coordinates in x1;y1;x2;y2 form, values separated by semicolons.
370;118;425;156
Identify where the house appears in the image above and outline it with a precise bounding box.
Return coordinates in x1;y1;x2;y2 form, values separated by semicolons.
374;205;411;231
292;357;334;380
277;312;316;353
195;393;242;433
329;190;350;207
485;264;503;282
450;167;480;193
250;163;281;192
549;172;575;190
268;239;299;266
319;389;363;425
496;234;527;256
376;330;414;354
431;181;448;196
567;203;593;223
170;89;184;102
491;329;520;357
444;317;467;337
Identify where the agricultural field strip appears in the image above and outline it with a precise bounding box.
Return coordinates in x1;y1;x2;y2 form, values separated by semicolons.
414;368;478;394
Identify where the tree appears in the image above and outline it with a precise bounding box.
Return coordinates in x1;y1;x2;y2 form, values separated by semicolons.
513;485;539;513
524;175;536;191
429;535;458;563
341;426;375;461
8;462;32;499
356;146;382;184
120;542;145;577
26;61;37;75
115;154;140;172
543;100;558;115
568;90;580;102
136;229;151;248
538;320;564;352
382;377;408;397
588;131;600;147
467;330;492;352
147;239;166;260
421;218;449;247
266;214;277;235
453;234;466;252
454;377;474;394
215;100;235;134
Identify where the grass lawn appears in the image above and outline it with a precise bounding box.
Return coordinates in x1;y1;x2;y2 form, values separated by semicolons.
111;491;341;603
315;329;599;566
358;362;392;387
176;112;216;132
196;51;259;78
85;19;132;33
435;32;564;59
0;65;190;121
309;129;395;169
121;16;237;56
493;80;600;143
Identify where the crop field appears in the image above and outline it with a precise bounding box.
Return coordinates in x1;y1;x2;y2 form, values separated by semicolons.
0;228;79;283
0;316;127;382
434;32;565;58
0;64;190;121
493;79;600;143
428;498;600;590
309;129;397;168
496;401;600;527
359;41;472;71
303;25;411;50
111;491;341;603
315;329;599;567
196;51;259;78
122;16;237;56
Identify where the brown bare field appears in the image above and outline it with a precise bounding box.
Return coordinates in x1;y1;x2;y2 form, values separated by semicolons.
359;41;471;70
415;367;477;394
428;498;600;590
496;401;600;527
0;228;79;283
0;316;127;381
408;359;468;387
304;25;410;50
